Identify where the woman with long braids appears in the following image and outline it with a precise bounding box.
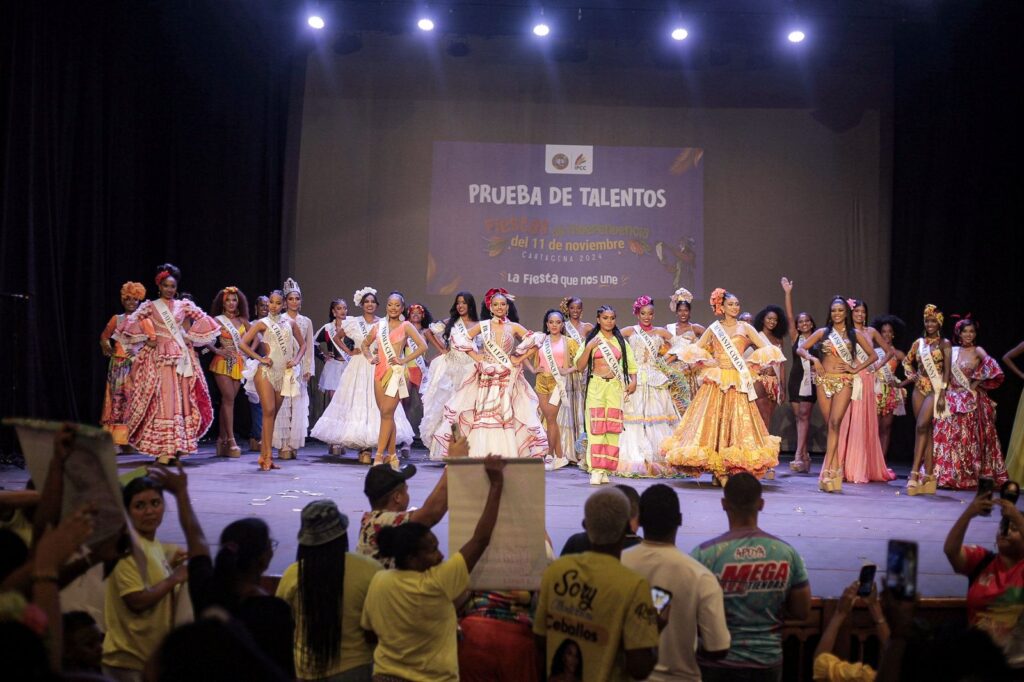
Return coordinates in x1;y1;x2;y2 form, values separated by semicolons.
276;500;382;682
273;278;315;460
239;290;306;471
360;292;429;467
660;288;784;484
560;296;593;462
782;278;816;473
902;304;952;495
797;297;879;492
120;263;220;464
574;305;637;485
99;281;146;450
208;286;250;459
871;315;909;458
663;287;706;416
315;299;352;407
434;288;547;460
932;316;1008;489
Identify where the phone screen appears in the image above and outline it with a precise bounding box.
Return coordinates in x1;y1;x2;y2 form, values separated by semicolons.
857;564;877;597
651;586;672;614
978;477;995;516
885;540;918;600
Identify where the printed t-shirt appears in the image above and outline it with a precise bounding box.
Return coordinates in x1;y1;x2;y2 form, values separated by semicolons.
691;528;808;669
533;551;660;682
276;552;383;678
622;542;731;681
102;536;179;670
958;545;1024;649
357;510;410;568
360;551;470;682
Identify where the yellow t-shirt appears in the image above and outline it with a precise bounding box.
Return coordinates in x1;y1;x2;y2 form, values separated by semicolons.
534;551;660;682
276;552;383;678
360;552;470;682
813;653;877;681
101;536;179;671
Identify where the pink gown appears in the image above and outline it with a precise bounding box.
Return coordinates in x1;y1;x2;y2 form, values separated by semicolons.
837;367;896;483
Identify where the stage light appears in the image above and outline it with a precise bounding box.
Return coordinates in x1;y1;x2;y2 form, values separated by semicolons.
671;27;689;41
533;23;550;37
307;14;325;30
418;18;435;32
787;30;806;43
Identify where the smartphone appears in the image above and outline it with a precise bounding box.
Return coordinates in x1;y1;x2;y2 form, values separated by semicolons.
857;564;877;597
999;481;1021;536
885;540;918;600
977;477;995;516
651;586;673;614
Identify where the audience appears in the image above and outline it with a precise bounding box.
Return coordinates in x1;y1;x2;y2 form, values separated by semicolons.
360;455;506;681
276;499;382;682
691;472;811;682
357;463;449;568
561;483;642;555
812;581;887;681
457;588;539;682
62;611;104;675
622;484;731;681
534;487;661;681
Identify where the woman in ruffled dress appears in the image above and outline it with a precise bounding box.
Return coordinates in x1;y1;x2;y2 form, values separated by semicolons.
615;296;680;477
559;296;593;463
420;291;480;460
311;287;415;464
870;315;909;459
797;297;877;492
1004;340;1024;483
902;304;952;496
932;317;1007;489
316;299;352;405
208;286;250;459
663;288;705;416
272;278;315;460
100;281;146;451
240;290;306;470
660;289;784;485
401;302;434;441
781;277;816;473
433;288;547;460
120;264;220;464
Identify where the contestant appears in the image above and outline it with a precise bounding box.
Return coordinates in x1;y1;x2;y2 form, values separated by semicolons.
316;299;352;406
245;295;270;452
361;292;429;466
239;290;305;471
420;292;480;460
797;297;876;492
310;287;414;463
781;277;816;473
836;299;896;483
871;315;909;458
932;317;1007;489
660;289;783;484
120;263;220;463
1004;339;1024;483
902;304;952;496
575;305;637;485
560;296;593;462
402;302;433;440
208;286;249;458
518;309;580;469
751;302;788;431
663;287;706;416
433;288;547;460
100;281;146;450
272;278;314;459
617;296;680;477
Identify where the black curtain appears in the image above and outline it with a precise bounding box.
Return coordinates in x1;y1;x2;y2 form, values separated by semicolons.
1;0;299;450
890;0;1024;450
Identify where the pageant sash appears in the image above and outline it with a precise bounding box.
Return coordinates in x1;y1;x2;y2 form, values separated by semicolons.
565;320;584;345
635;327;661;361
356;316;371;345
378;319;409;399
874;347;895;395
319;323;351;361
541;336;568;406
407;337;428;375
154;299;194;377
216;315;245;371
596;334;627;387
710;321;757;401
919;338;951;418
480;320;513;370
827;328;863;400
799;335;814;397
950;347;975;397
264;316;299;397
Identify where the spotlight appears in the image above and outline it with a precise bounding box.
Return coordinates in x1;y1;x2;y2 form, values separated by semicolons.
787;30;806;43
533;23;550;37
417;18;435;32
671;27;689;41
307;14;325;30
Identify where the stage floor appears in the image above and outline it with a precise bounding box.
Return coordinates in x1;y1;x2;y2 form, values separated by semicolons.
0;444;996;599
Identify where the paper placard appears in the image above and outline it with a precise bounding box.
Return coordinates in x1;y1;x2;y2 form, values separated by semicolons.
447;459;546;591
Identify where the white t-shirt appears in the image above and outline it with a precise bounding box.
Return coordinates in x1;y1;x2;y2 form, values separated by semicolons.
622;541;731;681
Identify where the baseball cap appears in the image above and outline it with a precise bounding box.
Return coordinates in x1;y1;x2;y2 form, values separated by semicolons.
363;463;417;503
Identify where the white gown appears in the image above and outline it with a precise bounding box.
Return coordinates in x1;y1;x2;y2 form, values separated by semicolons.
615;329;680;477
419;320;479;460
273;313;313;450
310;316;414;449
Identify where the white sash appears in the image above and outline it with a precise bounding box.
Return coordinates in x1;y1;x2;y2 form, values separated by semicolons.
874;347;895;395
541;336;568;406
480;320;513;370
950;347;975;397
827;328;863;400
596;334;627;387
634;327;661;360
378;319;409;399
216;315;244;371
918;338;951;418
265;316;299;397
406;337;428;375
154;299;194;377
710;321;757;401
798;336;814;397
319;323;350;361
356;317;371;344
565;320;584;345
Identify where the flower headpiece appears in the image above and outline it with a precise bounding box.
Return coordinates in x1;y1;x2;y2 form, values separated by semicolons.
922;303;944;326
407;303;425;317
353;286;377;306
484;287;515;308
223;286;238;295
282;277;301;297
559;296;575;316
952;313;976;340
155;270;172;285
632;295;654;316
709;288;727;316
669;288;693;312
121;281;146;301
846;298;858;310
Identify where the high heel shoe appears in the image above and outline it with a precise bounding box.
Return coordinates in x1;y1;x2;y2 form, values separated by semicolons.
226;440;242;458
358;450;373;465
258;455;281;471
923;474;937;495
906;472;921;496
819;470;835;493
832;469;843;493
248;438;260;452
590;470;605;485
215;438;227;457
279;447;296;460
386;454;401;471
765;468;776;480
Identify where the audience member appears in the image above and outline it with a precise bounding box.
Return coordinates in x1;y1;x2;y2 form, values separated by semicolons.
276;499;382;682
149;614;289;682
560;483;641;555
361;455;506;681
62;611;104;674
692;472;810;682
457;589;539;682
622;484;731;681
357;463;449;568
812;581;887;681
534;487;660;681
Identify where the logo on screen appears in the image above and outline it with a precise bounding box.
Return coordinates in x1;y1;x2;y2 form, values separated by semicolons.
545;145;594;174
552;153;569;170
574;154;588;171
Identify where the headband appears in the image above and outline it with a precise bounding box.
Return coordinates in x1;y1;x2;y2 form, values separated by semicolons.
155;270;172;285
484;287;515;308
353;286;377;306
922;303;944;326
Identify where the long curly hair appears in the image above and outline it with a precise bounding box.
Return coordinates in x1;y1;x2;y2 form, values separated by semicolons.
210;287;250;320
753;305;787;338
443;291;479;344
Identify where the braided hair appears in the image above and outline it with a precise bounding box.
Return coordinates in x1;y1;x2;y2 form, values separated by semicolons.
583;306;629;383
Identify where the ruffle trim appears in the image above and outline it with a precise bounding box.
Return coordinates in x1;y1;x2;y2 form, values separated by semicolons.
662;440;780;476
674;344;714;367
747;345;786;365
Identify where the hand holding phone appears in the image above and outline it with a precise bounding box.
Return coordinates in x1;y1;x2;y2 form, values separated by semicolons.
885;540;918;601
857;564;877;597
977;477;995;516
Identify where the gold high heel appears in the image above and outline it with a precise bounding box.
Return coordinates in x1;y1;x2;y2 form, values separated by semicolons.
215;438;228;457
226;440;242;458
906;472;921;496
923;474;937;495
832;469;843;492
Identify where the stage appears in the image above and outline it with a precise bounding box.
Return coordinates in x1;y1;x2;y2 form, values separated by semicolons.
0;444;997;599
